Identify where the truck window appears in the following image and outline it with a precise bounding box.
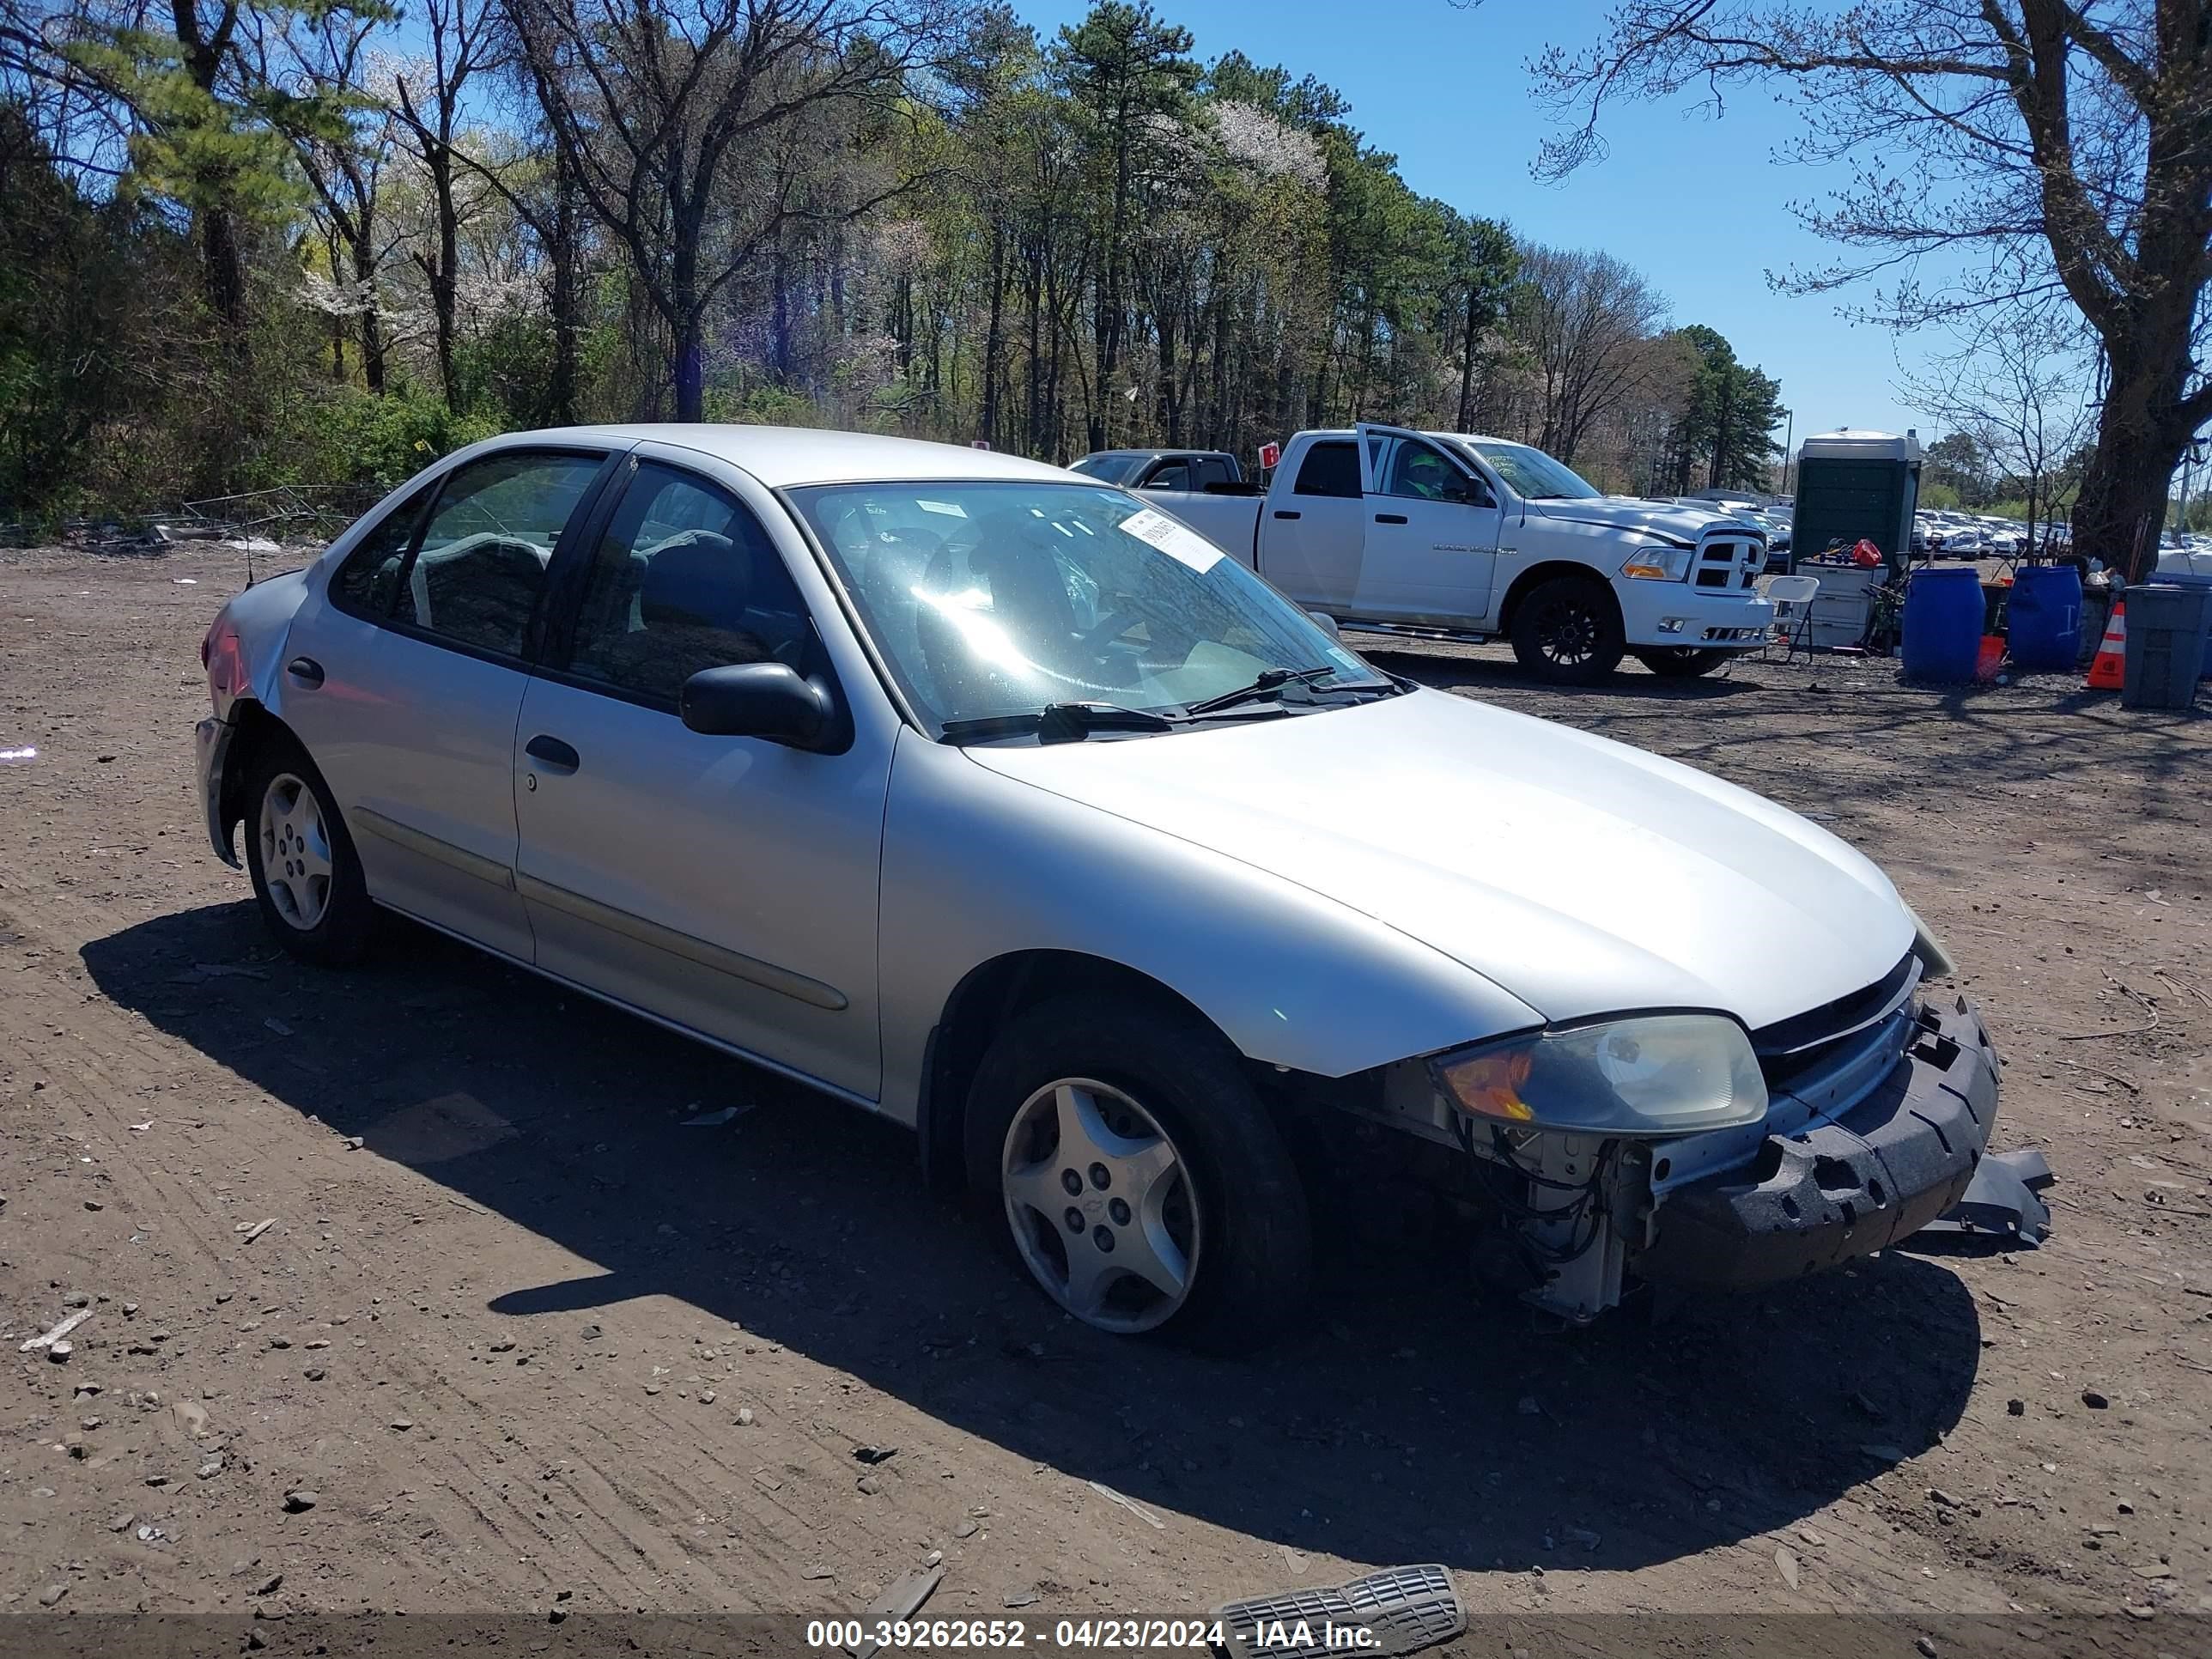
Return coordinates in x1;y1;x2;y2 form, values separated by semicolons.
1293;441;1360;499
1146;459;1194;491
1194;457;1233;489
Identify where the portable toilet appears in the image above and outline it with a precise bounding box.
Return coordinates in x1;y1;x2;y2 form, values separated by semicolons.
1791;429;1923;578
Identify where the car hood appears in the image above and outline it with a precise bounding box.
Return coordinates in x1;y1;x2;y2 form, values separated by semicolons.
1526;495;1761;544
965;690;1911;1032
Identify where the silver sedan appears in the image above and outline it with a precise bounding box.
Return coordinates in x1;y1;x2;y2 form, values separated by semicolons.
194;426;2000;1340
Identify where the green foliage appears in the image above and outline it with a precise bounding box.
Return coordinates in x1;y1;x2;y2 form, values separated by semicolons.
279;383;506;490
1667;325;1783;493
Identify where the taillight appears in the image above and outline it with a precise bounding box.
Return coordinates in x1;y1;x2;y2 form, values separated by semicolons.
204;622;245;708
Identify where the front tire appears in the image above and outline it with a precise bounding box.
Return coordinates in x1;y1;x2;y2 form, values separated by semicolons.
1633;647;1731;678
243;741;374;966
1510;575;1626;684
963;995;1310;1346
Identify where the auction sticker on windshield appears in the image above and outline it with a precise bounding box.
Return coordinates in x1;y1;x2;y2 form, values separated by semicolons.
1117;507;1223;574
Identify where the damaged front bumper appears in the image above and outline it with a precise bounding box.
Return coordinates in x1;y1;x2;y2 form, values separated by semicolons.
195;714;240;869
1636;993;1999;1289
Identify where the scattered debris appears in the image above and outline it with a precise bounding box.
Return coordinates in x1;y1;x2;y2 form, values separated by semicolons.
1775;1546;1800;1589
20;1309;92;1352
681;1104;754;1127
264;1018;294;1036
2081;1389;2110;1410
1215;1564;1462;1657
236;1218;275;1244
38;1583;68;1607
952;1519;979;1540
854;1444;898;1465
848;1565;944;1659
1087;1479;1166;1531
283;1489;318;1513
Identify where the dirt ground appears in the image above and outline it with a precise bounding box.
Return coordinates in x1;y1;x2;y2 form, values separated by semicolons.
3;538;2209;1638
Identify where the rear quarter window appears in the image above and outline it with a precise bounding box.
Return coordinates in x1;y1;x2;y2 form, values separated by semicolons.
1292;441;1360;498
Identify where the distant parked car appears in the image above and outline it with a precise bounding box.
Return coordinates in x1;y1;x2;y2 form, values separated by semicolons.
191;422;1996;1338
1068;448;1249;493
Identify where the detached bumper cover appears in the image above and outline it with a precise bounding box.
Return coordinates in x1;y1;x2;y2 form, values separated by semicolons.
1637;994;1998;1289
195;715;240;869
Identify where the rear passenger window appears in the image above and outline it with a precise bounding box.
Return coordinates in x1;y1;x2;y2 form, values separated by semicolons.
1193;458;1233;489
1146;459;1192;491
1292;441;1359;498
393;451;604;656
330;483;434;617
563;463;814;707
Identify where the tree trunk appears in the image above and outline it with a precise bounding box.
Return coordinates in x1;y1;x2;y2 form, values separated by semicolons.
203;205;247;333
545;149;579;425
2075;344;2193;582
980;222;1006;447
353;234;386;395
429;152;459;409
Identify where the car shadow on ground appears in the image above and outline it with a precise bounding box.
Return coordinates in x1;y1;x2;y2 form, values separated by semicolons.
84;901;1982;1577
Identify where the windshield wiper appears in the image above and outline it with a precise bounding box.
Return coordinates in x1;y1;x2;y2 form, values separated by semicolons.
939;701;1180;745
1182;665;1398;717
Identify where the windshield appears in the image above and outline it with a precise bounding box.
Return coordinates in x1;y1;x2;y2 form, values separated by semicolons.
1464;441;1601;501
1067;453;1141;484
790;480;1377;733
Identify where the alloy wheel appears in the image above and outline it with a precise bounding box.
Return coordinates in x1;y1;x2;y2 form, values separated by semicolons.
1535;596;1601;666
1000;1077;1203;1334
258;772;334;932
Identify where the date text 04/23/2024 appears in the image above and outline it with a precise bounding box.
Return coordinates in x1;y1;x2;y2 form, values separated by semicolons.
802;1617;1383;1650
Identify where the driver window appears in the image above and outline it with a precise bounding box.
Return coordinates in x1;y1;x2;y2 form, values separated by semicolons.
1379;438;1478;504
563;463;814;707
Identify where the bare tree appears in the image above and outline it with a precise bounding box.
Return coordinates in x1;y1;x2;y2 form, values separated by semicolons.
388;0;503;410
1902;292;2100;554
255;3;398;390
506;0;967;421
1520;1;2212;580
1511;243;1672;465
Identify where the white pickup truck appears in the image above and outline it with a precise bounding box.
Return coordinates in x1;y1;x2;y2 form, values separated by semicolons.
1153;424;1774;682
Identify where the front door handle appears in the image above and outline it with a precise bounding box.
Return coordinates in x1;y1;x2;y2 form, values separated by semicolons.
525;734;580;775
285;656;325;688
1374;513;1408;526
1272;509;1302;520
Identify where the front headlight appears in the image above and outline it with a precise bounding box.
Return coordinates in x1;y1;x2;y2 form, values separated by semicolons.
1431;1014;1769;1138
1622;544;1693;581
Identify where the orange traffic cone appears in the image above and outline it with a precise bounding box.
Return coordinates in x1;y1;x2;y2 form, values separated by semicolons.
2085;599;2127;690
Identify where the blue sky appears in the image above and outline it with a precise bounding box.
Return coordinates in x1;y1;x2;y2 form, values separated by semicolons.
1021;0;1939;457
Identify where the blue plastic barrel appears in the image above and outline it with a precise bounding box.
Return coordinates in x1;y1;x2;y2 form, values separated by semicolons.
1901;567;1984;681
2006;563;2082;672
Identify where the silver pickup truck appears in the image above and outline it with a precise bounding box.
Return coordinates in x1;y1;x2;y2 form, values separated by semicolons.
1154;424;1775;683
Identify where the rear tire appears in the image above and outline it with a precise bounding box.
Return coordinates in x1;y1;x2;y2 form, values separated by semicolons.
1633;647;1731;678
1510;575;1626;684
963;995;1310;1348
243;739;374;966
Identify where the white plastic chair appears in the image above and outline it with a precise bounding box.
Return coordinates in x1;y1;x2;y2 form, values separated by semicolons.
1762;574;1820;660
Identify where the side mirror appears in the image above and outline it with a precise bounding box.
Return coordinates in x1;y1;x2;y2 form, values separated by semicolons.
679;662;832;748
1307;610;1341;640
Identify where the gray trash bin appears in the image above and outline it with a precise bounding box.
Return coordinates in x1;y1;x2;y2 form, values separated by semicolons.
2122;582;2211;708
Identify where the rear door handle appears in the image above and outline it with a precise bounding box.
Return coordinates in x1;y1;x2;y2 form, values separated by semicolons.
525;734;580;775
1374;513;1408;526
1272;509;1302;520
285;656;325;688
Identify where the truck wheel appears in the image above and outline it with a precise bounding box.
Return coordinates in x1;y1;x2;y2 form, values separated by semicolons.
1633;647;1731;678
1510;575;1626;684
243;739;375;966
964;995;1311;1348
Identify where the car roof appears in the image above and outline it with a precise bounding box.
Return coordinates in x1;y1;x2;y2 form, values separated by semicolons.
492;423;1078;489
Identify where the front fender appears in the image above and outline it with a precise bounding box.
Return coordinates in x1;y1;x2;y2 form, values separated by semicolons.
875;732;1539;1126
